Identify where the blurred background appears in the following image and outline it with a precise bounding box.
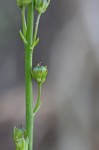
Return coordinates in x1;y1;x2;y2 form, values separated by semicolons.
0;0;99;150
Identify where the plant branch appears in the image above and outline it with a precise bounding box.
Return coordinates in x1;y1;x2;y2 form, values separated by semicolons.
33;83;41;115
19;30;27;44
33;13;41;42
22;6;27;37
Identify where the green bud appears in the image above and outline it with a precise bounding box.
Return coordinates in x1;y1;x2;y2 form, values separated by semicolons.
15;137;29;150
17;0;32;8
31;63;48;84
34;0;50;14
13;127;29;150
13;127;26;142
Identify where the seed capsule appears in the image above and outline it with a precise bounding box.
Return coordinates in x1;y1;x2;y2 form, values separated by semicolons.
17;0;32;8
31;63;48;84
34;0;50;14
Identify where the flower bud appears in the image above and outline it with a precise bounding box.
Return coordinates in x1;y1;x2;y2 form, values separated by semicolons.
31;63;48;84
15;137;29;150
17;0;32;8
13;127;29;150
13;127;26;142
34;0;50;13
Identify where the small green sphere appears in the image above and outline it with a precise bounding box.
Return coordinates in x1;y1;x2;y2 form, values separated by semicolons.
17;0;32;8
31;64;48;84
34;0;50;14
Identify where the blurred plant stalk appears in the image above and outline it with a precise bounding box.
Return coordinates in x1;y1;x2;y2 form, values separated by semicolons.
13;0;50;150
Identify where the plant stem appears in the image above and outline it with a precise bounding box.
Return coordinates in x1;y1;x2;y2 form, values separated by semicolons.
25;50;34;150
25;1;34;150
33;83;41;114
22;6;27;37
33;13;41;42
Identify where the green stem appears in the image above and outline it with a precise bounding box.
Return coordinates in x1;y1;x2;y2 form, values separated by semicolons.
22;6;27;37
25;1;34;150
33;83;41;114
33;13;41;42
